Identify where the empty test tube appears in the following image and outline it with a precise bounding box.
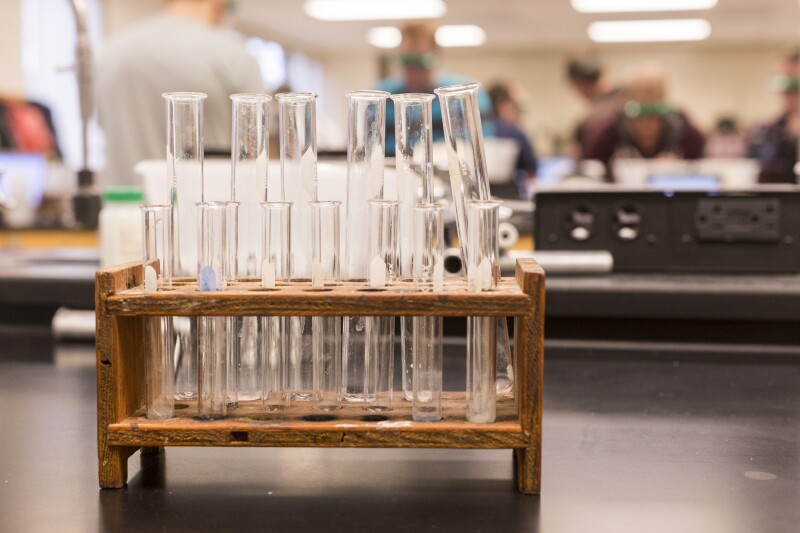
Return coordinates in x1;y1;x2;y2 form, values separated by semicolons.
435;83;513;396
196;202;236;420
229;94;272;405
391;93;436;402
164;91;206;401
412;204;445;422
277;92;317;276
311;201;342;411
342;90;390;404
261;201;291;410
465;200;501;424
141;205;174;420
433;83;491;267
277;92;318;406
364;199;398;412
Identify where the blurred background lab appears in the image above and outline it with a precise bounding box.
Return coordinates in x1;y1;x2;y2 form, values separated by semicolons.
1;0;797;231
2;2;800;531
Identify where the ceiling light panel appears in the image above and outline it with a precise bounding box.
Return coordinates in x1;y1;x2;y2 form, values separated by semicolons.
367;26;402;48
435;25;487;47
304;0;447;21
588;19;712;43
572;0;717;13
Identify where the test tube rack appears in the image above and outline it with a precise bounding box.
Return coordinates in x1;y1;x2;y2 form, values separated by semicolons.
95;258;545;494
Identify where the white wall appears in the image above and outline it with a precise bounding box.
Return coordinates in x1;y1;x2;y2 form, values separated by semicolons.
0;1;24;95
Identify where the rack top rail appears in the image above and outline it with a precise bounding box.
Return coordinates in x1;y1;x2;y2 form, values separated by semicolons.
105;277;533;317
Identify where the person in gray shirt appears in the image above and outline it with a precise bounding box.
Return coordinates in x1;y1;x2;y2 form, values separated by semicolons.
96;0;264;187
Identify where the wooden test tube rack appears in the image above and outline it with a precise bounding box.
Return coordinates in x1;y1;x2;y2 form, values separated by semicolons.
96;259;545;494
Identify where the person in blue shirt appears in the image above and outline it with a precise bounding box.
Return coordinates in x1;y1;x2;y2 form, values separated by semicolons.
487;82;538;197
375;22;492;156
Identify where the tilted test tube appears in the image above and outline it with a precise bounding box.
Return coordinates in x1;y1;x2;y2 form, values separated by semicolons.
435;83;513;396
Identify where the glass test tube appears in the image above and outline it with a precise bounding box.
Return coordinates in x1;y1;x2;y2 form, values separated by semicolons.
277;92;317;277
225;201;240;407
142;205;174;420
196;202;235;420
433;83;492;266
277;93;318;407
261;201;291;410
465;200;501;423
412;204;445;422
343;90;390;403
165;92;206;401
311;201;342;411
364;200;398;412
391;93;436;401
435;83;513;396
230;94;272;405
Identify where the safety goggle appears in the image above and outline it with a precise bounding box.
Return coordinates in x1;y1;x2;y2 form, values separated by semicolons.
623;100;671;118
772;75;800;93
399;53;437;69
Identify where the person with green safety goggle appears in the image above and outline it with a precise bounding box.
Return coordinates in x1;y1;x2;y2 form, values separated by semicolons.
375;22;493;156
746;49;800;184
582;63;706;181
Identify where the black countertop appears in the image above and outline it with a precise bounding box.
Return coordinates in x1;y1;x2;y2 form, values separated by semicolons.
0;343;798;533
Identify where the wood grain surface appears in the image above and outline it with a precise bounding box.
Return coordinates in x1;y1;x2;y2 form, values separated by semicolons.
96;259;545;494
106;278;532;317
107;394;524;448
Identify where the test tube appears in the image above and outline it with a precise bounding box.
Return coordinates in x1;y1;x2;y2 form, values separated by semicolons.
164;91;206;401
391;93;436;401
276;92;317;277
277;93;318;406
231;93;271;274
141;205;174;420
165;92;207;274
311;201;342;411
230;94;272;405
412;204;445;422
465;200;501;423
261;201;291;410
196;202;234;420
435;83;513;396
343;90;390;403
364;200;398;412
433;83;491;267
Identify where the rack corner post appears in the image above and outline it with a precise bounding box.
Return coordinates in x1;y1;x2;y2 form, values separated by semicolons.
514;259;545;494
96;263;147;489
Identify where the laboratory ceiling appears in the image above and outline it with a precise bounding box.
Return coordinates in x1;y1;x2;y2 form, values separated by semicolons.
234;0;798;53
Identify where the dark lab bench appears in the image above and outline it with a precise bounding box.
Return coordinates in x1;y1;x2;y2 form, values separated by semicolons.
0;253;798;530
0;341;797;532
545;273;800;356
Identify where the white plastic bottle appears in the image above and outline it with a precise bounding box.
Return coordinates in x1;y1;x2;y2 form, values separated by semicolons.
99;187;144;268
